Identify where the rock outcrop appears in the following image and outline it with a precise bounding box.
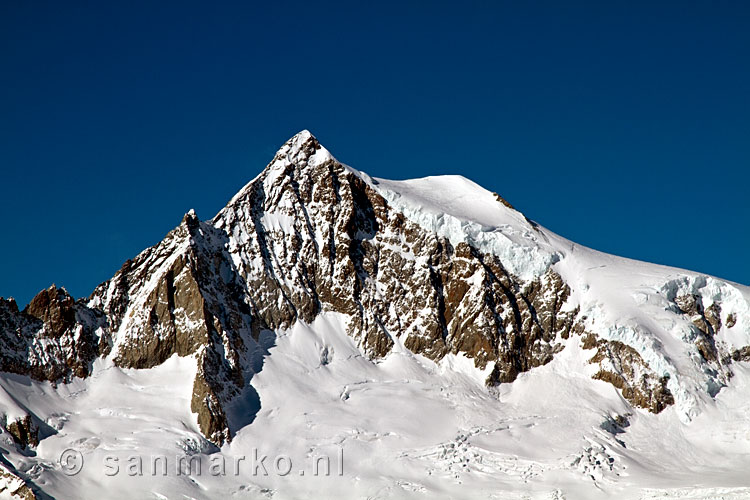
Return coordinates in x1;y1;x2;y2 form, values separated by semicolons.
583;334;674;412
0;287;106;383
3;415;38;450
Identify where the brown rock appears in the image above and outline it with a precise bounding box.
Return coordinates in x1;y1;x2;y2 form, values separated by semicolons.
5;415;38;449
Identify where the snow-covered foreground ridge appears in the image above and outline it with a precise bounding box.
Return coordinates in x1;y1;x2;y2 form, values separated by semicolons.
1;130;749;499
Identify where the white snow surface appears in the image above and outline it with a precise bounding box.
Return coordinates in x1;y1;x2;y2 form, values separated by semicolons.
2;132;750;499
370;175;559;281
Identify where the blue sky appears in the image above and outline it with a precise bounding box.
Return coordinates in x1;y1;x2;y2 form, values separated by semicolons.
1;1;748;306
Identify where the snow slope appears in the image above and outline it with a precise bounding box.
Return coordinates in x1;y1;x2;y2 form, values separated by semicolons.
3;308;750;499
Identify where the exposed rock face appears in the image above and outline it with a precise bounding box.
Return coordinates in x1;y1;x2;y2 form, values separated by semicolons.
0;287;106;382
3;415;38;449
583;334;674;413
89;211;253;445
727;313;737;329
210;134;578;385
81;131;586;442
675;294;723;363
1;131;746;445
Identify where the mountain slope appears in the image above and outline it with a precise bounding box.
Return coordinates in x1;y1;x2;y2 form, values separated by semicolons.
1;131;749;499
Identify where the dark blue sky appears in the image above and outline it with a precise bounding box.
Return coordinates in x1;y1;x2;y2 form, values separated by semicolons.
2;1;748;306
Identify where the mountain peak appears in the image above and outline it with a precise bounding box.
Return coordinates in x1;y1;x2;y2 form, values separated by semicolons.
3;133;750;499
218;131;338;213
271;129;332;168
290;128;313;141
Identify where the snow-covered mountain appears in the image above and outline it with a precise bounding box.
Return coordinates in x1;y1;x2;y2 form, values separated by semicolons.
1;131;749;500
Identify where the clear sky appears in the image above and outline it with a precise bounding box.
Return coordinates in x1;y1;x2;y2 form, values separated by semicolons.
1;1;748;306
